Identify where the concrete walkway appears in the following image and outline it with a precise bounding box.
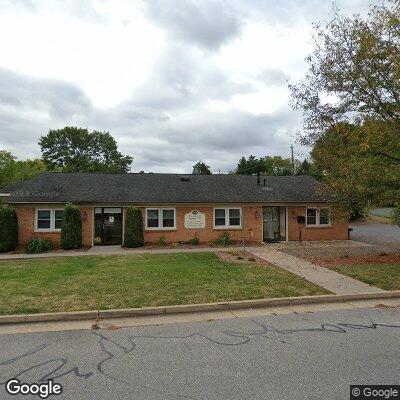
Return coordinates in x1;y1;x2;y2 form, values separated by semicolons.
0;246;242;260
248;247;385;295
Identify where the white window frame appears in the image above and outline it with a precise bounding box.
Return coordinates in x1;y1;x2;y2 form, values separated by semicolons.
145;208;176;230
213;207;242;229
35;208;64;232
306;207;331;227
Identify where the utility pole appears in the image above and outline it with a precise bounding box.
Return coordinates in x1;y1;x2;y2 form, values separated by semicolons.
290;144;295;175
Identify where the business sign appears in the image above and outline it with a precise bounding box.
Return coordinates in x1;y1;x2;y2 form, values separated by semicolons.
184;210;205;228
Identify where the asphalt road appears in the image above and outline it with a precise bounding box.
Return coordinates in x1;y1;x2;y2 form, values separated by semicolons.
350;221;400;250
0;307;399;400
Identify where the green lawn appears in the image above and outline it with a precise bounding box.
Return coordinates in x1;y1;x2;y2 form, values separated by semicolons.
333;263;400;291
0;252;327;315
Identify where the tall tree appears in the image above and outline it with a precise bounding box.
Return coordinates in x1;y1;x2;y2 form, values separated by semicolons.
296;159;311;175
263;156;295;175
0;151;46;189
39;127;133;173
192;161;212;175
290;2;400;222
235;155;297;175
235;155;264;175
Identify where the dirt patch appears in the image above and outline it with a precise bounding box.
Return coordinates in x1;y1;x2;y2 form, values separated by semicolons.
307;252;400;267
217;250;272;266
374;303;396;309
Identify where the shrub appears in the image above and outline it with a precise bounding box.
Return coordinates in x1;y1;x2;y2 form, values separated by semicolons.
124;207;144;248
158;236;167;246
215;231;232;246
60;203;82;250
187;234;199;245
26;237;53;253
0;206;18;253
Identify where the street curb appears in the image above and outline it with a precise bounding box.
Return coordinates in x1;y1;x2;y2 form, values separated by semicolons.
1;291;399;325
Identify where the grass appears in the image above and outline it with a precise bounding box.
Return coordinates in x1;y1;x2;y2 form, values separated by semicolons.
0;252;327;315
333;263;400;291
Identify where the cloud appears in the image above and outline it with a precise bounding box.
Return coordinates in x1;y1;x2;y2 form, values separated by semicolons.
145;0;244;51
257;68;290;87
0;67;300;173
0;0;371;173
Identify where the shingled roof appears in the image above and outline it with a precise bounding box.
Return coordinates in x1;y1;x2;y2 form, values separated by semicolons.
1;172;332;204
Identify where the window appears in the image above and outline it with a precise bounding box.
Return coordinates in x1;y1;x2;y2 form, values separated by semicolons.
146;208;176;229
147;209;159;227
306;208;330;227
229;209;241;226
214;209;226;226
162;209;175;227
37;210;51;230
54;209;64;230
214;208;242;228
35;208;64;231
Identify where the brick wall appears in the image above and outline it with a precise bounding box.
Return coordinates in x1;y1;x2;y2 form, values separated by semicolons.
287;205;348;241
14;205;93;248
12;203;348;248
136;205;263;244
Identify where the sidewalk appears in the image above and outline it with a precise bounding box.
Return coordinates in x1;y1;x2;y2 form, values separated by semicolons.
247;247;385;295
0;245;242;260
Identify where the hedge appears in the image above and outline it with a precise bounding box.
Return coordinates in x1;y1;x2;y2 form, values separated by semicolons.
124;206;144;247
0;206;18;253
60;203;82;250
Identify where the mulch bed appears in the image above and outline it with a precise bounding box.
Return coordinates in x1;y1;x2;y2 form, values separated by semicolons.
308;252;400;267
216;250;272;266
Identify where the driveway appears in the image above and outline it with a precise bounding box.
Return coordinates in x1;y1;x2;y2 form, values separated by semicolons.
350;221;400;251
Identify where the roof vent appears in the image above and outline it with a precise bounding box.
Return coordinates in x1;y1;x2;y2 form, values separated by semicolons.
180;177;190;182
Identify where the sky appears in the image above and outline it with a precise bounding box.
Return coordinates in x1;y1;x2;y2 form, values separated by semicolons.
0;0;372;173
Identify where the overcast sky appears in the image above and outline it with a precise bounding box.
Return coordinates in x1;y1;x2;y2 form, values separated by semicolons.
0;0;372;173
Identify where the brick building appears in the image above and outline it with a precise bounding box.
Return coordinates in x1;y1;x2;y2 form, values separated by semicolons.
1;172;348;248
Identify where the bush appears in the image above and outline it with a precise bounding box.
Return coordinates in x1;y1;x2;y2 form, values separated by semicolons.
158;236;167;246
26;237;53;253
187;234;199;245
0;206;18;253
124;207;144;248
60;203;82;250
216;231;232;245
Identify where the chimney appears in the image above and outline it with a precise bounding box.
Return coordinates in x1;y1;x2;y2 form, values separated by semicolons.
257;171;260;186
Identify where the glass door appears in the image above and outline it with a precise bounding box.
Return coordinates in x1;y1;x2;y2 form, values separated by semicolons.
263;206;286;242
94;207;122;245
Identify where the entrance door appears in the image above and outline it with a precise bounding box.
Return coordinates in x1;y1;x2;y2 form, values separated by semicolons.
94;207;122;245
263;206;286;242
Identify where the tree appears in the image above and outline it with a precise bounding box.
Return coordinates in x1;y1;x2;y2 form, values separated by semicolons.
235;155;297;175
192;161;212;175
39;127;133;173
60;203;82;250
311;122;400;212
290;2;400;223
124;207;144;248
263;156;295;175
0;151;46;189
290;2;400;145
235;155;264;174
296;159;312;175
0;206;18;253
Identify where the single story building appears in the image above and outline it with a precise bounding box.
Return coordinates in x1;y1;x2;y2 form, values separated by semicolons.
0;172;348;247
